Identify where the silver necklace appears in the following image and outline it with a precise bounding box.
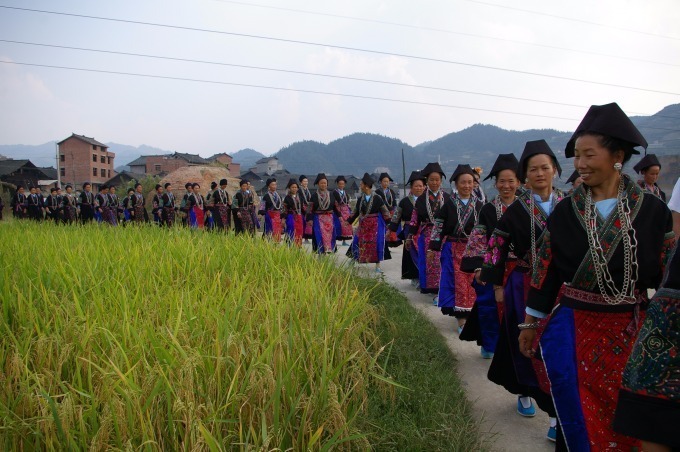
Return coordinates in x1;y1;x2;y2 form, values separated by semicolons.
454;195;478;237
318;190;331;210
583;177;639;305
268;191;282;210
425;189;443;224
359;193;376;217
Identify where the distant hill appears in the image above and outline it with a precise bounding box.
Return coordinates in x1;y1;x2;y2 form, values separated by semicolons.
2;104;677;192
231;148;266;170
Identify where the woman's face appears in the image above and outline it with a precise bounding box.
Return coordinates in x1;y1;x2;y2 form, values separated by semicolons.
426;173;442;193
360;182;372;194
411;180;425;197
455;174;474;198
380;178;390;190
337;180;346;190
525;154;556;191
573;134;622;189
318;179;328;191
300;179;308;188
495;169;519;201
193;185;201;194
268;182;277;192
642;166;661;186
289;184;298;195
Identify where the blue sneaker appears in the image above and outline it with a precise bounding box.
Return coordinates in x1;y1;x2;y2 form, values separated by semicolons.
516;397;536;417
457;326;463;335
546;426;557;442
480;347;494;359
433;296;439;306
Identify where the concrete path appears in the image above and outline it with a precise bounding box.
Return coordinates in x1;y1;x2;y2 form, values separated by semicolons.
333;244;554;452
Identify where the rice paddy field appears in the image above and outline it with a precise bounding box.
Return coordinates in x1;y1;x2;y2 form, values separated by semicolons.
0;220;484;451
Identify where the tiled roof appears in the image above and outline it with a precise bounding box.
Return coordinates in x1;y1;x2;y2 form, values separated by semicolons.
57;133;108;147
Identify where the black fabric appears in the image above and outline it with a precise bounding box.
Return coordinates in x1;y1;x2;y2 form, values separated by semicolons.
566;170;580;184
565;102;647;158
517;139;562;181
361;172;374;187
614;390;680;448
450;164;476;183
461;202;500;272
420;162;446;179
407;170;424;186
633;153;661;173
484;153;519;181
313;173;327;185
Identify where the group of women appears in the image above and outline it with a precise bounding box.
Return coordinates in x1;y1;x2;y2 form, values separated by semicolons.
386;103;677;451
4;101;678;451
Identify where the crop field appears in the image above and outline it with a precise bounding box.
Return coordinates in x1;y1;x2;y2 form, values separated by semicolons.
0;221;483;451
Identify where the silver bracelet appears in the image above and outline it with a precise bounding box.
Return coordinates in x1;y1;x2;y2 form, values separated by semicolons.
517;322;540;330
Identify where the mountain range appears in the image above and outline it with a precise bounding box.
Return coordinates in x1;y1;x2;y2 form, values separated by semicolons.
2;104;677;191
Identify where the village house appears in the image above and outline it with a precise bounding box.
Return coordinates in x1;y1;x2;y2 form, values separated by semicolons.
57;133;115;190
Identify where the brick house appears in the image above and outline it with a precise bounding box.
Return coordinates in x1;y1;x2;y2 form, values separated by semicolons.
207;153;241;178
57;133;115;190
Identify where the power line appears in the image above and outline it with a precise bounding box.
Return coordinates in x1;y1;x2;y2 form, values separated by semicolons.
1;5;678;96
3;59;680;134
0;59;579;120
206;0;680;68
464;0;680;41
208;0;679;68
4;38;679;120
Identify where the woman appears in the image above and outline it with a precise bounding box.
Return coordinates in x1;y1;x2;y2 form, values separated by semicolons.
309;173;336;254
299;175;314;242
121;188;135;223
161;183;176;227
259;178;284;242
565;169;583;195
481;140;562;439
61;185;77;224
429;164;482;332
94;185;108;223
107;186;119;226
614;242;679;452
460;153;520;359
283;178;304;247
347;173;392;272
130;183;149;223
187;183;206;229
10;186;27;219
211;179;232;232
389;171;425;284
377;173;399;248
232;179;256;235
634;153;666;202
152;184;164;225
520;103;675;451
332;175;354;245
406;162;446;296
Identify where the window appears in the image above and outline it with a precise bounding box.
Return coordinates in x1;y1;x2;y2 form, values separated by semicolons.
154;164;162;172
107;157;111;165
93;154;97;162
60;154;65;162
92;145;96;150
60;168;65;177
93;168;97;177
101;156;106;164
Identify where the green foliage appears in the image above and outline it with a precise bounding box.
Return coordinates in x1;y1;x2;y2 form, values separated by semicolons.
120;174;161;194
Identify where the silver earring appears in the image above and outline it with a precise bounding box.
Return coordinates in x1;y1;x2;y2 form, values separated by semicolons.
614;162;623;172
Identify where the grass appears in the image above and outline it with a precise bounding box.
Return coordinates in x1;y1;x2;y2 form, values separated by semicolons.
0;219;484;450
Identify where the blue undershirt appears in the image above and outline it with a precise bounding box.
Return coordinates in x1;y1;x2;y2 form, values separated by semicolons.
460;198;470;205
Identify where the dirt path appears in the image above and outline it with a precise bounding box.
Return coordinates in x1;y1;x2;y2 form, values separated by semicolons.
335;245;554;452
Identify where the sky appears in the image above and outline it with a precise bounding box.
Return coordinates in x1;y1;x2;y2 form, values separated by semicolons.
1;0;679;159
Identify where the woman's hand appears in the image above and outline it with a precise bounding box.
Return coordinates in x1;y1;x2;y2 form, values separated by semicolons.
519;329;537;358
475;270;485;285
494;285;504;303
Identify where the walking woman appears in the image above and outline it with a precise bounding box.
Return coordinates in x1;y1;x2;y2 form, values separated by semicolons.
212;179;232;232
460;153;520;359
161;183;176;227
377;173;399;248
406;163;446;296
389;171;425;284
299;175;314;243
633;153;666;202
333;175;354;245
481;140;562;440
259;178;284;242
283;178;304;247
429;164;482;332
347;173;392;273
187;183;206;229
232;179;257;235
309;173;336;254
520;103;675;450
130;183;149;223
61;185;77;224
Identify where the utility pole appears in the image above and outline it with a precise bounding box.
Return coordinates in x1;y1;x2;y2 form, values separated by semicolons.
56;141;61;188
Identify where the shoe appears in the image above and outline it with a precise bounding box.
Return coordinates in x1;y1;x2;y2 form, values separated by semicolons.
457;326;463;335
546;426;556;442
375;267;383;273
433;296;439;306
480;347;494;359
516;397;536;417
